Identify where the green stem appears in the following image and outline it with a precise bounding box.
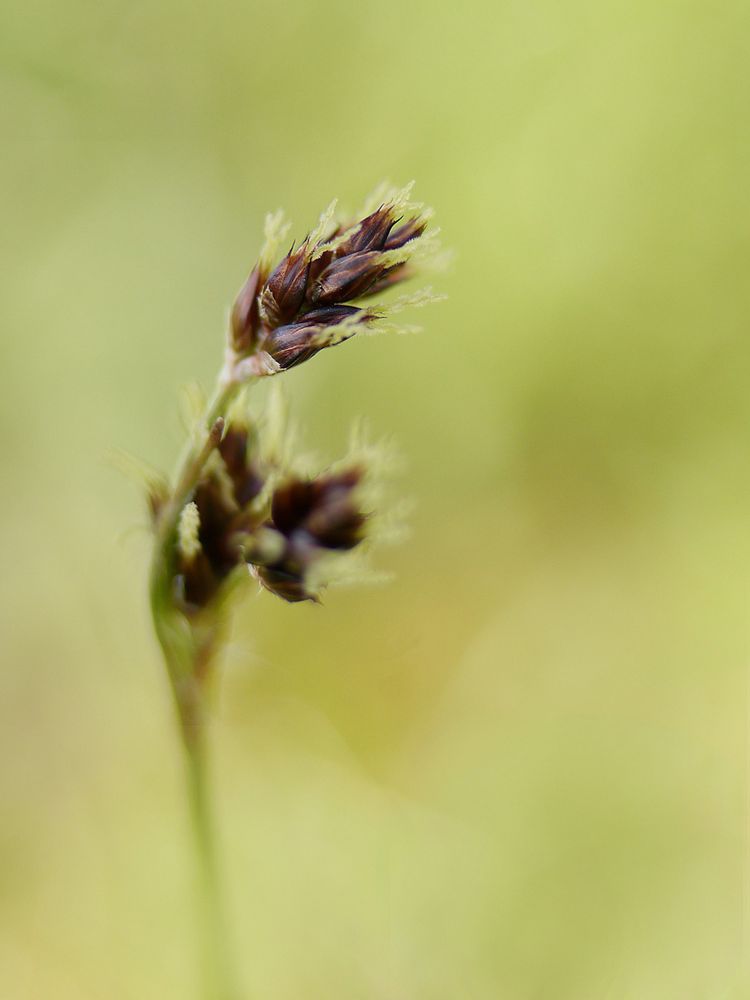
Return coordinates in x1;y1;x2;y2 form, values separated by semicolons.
153;631;238;1000
184;698;237;1000
149;373;248;1000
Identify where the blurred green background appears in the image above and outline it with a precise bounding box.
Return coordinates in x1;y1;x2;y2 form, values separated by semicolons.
1;1;748;997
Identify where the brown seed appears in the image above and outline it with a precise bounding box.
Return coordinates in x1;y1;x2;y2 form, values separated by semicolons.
309;251;388;305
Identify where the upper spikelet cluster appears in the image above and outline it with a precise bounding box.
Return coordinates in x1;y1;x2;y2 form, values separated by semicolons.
225;183;440;381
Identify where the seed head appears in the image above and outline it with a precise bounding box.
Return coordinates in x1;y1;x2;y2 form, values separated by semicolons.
171;415;375;612
226;183;438;379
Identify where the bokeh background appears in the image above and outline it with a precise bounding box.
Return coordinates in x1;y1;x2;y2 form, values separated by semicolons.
1;1;748;997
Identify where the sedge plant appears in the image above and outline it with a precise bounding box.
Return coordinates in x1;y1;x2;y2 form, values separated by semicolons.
145;182;441;999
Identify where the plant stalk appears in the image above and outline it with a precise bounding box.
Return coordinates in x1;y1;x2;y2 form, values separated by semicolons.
149;374;246;1000
183;686;237;1000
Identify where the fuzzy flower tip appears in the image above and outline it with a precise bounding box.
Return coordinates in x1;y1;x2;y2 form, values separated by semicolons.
227;184;437;379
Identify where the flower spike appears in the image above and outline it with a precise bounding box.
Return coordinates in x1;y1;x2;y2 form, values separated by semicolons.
223;185;439;382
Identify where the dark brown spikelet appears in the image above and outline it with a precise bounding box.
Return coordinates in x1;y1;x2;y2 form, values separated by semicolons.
262;245;310;326
384;217;426;250
250;468;367;603
175;423;266;614
218;425;265;507
332;206;396;255
228;190;432;375
263;305;369;370
308;251;390;306
230;264;264;354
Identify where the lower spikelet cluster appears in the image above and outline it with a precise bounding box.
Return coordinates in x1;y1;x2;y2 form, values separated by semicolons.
160;403;377;612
